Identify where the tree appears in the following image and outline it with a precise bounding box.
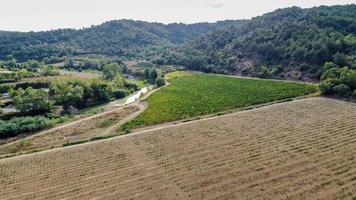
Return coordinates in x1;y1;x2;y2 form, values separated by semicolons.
50;81;85;109
339;68;356;89
10;87;52;115
333;52;350;67
320;79;337;95
113;89;128;99
320;66;356;97
333;84;351;96
144;68;150;80
91;80;112;102
39;66;60;76
68;85;85;107
102;63;121;80
113;74;125;88
0;94;3;114
24;60;41;70
145;68;159;84
155;77;166;87
64;59;75;68
150;69;158;81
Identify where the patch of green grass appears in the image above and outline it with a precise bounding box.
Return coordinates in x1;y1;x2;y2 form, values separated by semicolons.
123;73;318;129
19;139;31;147
165;71;193;80
135;80;146;88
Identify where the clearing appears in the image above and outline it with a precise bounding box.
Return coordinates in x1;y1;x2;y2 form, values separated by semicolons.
123;72;318;129
0;98;355;199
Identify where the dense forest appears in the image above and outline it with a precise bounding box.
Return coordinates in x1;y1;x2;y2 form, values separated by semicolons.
168;5;356;81
0;5;355;82
0;20;237;61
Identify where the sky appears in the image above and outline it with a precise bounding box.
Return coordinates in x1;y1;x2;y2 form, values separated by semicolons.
1;0;355;32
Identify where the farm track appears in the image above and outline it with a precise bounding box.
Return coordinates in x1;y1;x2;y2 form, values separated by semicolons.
0;97;355;199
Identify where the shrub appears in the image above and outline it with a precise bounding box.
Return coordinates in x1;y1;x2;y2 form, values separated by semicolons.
333;84;351;96
10;87;52;115
113;89;128;99
352;90;356;98
320;79;338;95
0;116;54;138
320;66;356;98
155;77;166;87
39;66;60;76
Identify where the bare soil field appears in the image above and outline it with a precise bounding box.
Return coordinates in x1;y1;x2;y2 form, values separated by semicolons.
0;98;355;200
0;103;143;159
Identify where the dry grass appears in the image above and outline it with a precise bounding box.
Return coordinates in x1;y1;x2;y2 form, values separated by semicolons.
0;105;140;158
0;98;355;199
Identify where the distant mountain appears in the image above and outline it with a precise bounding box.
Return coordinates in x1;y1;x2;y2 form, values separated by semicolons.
167;5;356;80
0;20;238;61
1;5;355;81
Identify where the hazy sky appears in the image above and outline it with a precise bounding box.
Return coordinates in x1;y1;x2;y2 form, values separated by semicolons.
1;0;355;32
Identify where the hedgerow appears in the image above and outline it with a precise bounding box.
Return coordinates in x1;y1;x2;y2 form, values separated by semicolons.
0;116;54;138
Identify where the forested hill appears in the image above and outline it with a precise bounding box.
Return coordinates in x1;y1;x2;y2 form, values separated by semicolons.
1;5;355;81
0;20;237;61
169;5;356;80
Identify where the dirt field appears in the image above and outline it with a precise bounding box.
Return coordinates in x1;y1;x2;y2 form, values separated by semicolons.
0;103;144;159
0;98;355;199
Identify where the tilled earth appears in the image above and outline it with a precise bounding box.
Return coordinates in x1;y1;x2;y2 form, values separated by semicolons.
0;98;355;200
0;104;141;158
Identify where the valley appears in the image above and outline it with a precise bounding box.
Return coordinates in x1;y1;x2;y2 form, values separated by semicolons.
0;3;355;200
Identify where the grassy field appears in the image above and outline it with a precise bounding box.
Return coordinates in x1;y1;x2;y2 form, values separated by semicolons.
1;98;355;199
123;72;318;129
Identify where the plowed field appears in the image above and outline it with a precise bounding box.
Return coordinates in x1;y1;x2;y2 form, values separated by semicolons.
0;98;355;200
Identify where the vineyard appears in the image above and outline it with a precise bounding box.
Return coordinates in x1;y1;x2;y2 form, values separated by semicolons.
123;73;318;129
1;98;355;199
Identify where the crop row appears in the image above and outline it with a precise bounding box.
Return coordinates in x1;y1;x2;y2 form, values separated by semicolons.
0;98;355;199
123;73;318;129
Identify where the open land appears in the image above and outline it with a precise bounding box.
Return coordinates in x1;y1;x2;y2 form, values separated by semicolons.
0;103;145;158
1;98;355;199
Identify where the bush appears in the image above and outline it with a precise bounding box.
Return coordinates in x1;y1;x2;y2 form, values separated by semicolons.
39;66;60;76
320;79;338;95
155;77;166;87
0;116;54;138
320;67;356;98
10;87;52;115
0;84;13;93
333;84;351;96
352;90;356;98
113;89;128;99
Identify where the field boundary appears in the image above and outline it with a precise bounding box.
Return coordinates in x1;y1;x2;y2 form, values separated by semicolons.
124;90;321;132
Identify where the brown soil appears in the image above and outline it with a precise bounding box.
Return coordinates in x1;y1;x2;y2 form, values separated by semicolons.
0;98;355;199
0;103;146;158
